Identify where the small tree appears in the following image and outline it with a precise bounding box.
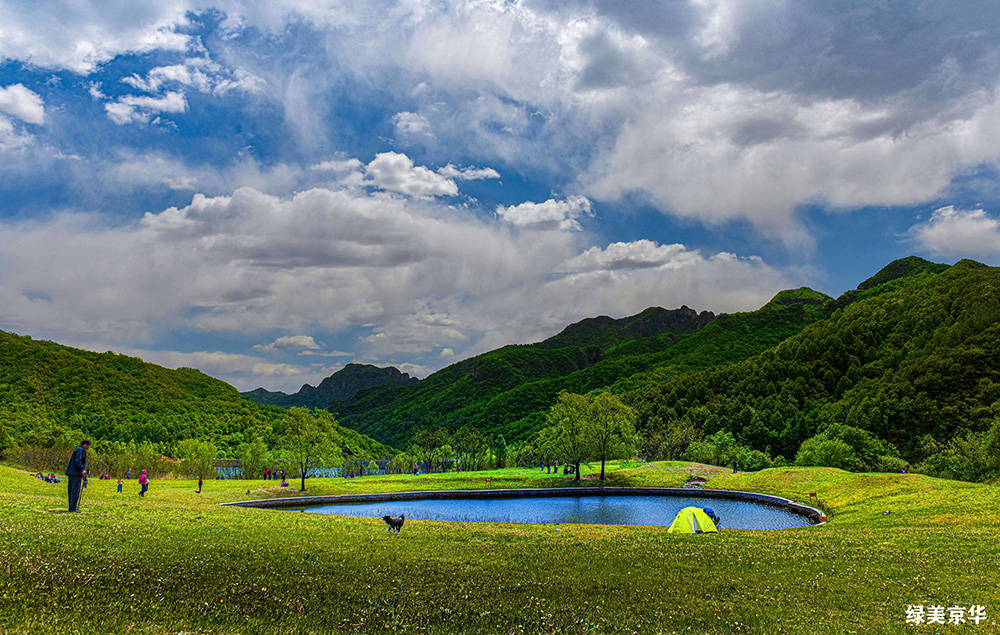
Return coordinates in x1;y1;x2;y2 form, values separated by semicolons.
281;408;341;491
587;392;639;480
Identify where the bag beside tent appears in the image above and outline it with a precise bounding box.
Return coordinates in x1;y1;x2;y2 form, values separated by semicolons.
667;506;719;534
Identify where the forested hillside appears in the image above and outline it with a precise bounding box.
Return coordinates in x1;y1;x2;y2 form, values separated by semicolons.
633;259;1000;464
332;295;831;447
0;332;388;458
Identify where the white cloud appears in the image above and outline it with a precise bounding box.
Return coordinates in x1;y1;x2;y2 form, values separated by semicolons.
392;111;433;138
0;84;45;125
298;350;354;358
312;158;363;173
560;240;700;272
437;164;501;181
0;183;790;374
586;82;1000;245
908;206;1000;261
0;1;190;74
105;91;188;125
393;362;432;379
253;335;323;352
364;151;458;197
0;116;33;152
120;59;265;95
496;195;591;231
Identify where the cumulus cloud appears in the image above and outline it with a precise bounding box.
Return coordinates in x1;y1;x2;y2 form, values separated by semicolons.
105;91;188;125
437;164;501;180
0;84;45;125
0;184;789;373
0;1;190;74
253;335;323;352
496;195;591;231
908;206;1000;261
585;82;1000;245
364;151;458;197
560;240;701;272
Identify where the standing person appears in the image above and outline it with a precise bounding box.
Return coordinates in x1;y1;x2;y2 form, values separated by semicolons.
139;469;149;497
117;477;123;493
197;477;203;494
64;439;90;513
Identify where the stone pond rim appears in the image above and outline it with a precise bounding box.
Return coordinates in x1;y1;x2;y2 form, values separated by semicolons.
220;486;828;525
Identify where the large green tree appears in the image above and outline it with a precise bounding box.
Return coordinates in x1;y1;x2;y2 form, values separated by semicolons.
587;392;639;480
541;392;592;481
281;408;342;491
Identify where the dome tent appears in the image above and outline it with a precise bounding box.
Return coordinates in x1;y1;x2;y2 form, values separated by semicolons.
667;506;719;534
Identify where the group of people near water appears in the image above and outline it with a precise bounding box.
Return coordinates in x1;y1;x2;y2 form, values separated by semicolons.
542;460;576;475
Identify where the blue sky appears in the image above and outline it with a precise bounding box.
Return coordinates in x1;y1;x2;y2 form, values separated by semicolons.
1;0;999;392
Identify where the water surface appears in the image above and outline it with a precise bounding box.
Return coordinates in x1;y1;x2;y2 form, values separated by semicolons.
296;494;812;530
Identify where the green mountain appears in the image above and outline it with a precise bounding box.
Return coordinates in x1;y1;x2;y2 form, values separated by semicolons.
330;299;832;447
0;332;388;457
634;258;999;462
331;256;993;460
242;363;419;409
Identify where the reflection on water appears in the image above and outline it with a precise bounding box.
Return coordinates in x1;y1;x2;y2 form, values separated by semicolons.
297;495;812;530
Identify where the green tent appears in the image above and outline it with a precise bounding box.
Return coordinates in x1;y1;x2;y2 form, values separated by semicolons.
667;506;719;534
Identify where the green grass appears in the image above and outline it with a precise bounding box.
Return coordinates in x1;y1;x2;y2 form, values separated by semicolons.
2;462;998;634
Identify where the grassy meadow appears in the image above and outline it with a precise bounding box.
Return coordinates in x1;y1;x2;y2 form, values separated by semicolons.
1;462;998;634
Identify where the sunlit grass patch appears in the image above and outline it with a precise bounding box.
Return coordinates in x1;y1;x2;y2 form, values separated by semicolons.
2;462;999;634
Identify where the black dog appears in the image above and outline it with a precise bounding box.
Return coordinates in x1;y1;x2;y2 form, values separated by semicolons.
382;513;405;534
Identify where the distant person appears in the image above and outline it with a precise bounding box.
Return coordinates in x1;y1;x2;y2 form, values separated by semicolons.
64;439;90;513
117;478;123;494
732;461;738;474
197;477;203;494
126;470;131;479
139;469;149;497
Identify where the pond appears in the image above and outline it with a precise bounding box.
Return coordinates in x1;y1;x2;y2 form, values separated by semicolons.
294;494;814;530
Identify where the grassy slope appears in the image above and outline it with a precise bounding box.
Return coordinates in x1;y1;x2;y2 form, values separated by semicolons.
2;464;997;634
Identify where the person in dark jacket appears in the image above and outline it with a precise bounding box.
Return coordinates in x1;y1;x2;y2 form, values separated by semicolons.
65;440;90;513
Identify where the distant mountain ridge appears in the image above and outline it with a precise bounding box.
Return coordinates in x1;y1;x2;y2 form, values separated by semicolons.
242;363;419;409
328;304;759;447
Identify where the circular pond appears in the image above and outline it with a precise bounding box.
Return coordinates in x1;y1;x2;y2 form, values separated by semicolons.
294;494;814;530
